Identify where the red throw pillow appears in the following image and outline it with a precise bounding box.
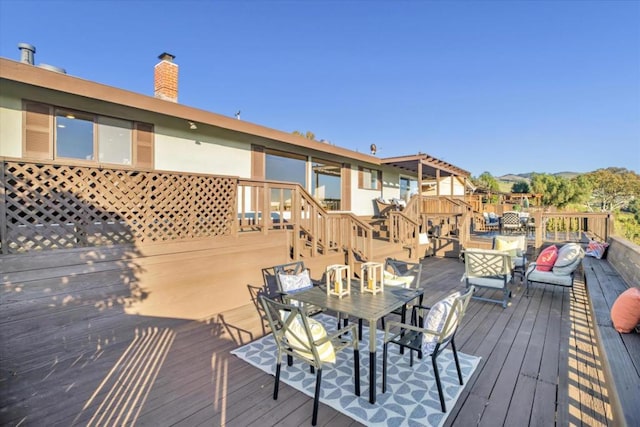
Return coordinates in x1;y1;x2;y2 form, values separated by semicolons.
611;287;640;333
536;245;558;271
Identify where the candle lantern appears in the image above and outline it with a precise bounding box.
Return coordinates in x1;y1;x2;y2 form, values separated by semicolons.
360;262;384;294
326;264;350;298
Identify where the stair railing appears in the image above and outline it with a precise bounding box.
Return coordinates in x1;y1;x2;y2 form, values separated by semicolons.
237;179;372;263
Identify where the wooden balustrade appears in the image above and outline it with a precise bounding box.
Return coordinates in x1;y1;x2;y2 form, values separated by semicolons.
0;159;372;263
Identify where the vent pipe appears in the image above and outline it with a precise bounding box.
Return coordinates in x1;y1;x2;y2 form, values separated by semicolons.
39;63;67;74
18;42;35;65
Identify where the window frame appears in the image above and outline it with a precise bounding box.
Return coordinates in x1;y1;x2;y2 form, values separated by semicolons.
22;100;153;169
358;166;382;191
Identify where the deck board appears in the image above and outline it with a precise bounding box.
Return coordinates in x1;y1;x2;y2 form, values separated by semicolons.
1;256;613;426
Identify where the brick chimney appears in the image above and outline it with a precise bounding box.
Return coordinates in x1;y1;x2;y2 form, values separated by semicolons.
154;52;178;102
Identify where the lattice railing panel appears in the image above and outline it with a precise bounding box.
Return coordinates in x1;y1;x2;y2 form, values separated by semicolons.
1;161;237;253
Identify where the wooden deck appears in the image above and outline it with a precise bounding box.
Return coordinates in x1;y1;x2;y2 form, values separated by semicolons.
1;256;612;426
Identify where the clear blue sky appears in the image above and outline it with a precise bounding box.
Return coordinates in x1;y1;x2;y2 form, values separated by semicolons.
1;0;638;177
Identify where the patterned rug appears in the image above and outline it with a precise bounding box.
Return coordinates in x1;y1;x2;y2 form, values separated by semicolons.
231;314;480;426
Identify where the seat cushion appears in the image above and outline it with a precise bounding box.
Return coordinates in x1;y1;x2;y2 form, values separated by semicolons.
553;243;584;275
536;245;558;271
610;287;640;333
527;269;574;287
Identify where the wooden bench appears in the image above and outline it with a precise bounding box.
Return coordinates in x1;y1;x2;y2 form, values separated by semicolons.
582;254;640;427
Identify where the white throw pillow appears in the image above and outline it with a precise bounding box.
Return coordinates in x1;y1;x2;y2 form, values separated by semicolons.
383;270;415;288
278;270;313;293
552;243;584;275
282;311;336;363
422;291;461;355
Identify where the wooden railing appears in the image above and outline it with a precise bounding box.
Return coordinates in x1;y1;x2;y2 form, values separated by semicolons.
388;211;420;256
532;211;613;250
0;159;372;263
237;179;372;266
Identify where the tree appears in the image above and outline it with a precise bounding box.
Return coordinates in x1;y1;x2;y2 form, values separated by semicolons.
292;130;316;140
475;172;500;192
511;181;530;193
530;173;589;208
582;167;640;212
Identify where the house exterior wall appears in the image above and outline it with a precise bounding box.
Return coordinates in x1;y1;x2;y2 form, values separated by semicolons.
154;128;251;177
423;176;466;196
0;92;22;157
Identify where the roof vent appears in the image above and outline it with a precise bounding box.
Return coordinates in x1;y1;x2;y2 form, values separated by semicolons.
38;63;67;74
17;42;35;65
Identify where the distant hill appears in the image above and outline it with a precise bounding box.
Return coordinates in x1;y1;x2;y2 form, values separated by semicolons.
498;171;581;182
496;171;581;192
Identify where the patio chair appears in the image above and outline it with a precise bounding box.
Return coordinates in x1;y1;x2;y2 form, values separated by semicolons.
525;243;584;297
501;211;523;234
261;261;320;309
462;248;514;308
382;286;474;412
374;197;395;218
380;258;423;327
492;234;527;282
482;212;500;231
259;296;360;426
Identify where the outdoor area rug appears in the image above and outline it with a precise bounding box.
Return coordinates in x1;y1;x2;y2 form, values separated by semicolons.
231;313;481;426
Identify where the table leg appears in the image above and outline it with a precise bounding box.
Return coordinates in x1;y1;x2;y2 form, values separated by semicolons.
369;319;377;404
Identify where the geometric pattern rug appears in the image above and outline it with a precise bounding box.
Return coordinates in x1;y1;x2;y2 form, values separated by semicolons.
231;314;481;426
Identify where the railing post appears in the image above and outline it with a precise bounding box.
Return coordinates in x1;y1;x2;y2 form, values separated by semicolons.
534;210;543;253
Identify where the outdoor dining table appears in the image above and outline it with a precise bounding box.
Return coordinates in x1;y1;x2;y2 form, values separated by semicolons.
289;284;424;404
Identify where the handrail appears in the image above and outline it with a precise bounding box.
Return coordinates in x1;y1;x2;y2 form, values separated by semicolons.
532;211;613;251
389;211;420;257
237;179;372;264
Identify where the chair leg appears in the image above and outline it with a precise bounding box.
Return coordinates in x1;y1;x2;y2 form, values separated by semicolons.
451;338;464;385
382;343;388;393
432;355;446;412
358;319;363;341
273;362;281;400
287;354;293;366
312;369;322;426
354;349;360;396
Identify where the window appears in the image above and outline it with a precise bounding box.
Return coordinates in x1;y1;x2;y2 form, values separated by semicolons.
24;101;152;168
359;166;381;190
265;151;306;185
98;116;132;165
56;110;95;160
400;177;418;201
312;159;341;210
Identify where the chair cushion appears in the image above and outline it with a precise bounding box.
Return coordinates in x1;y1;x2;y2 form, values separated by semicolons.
527;268;575;287
536;245;558;271
422;291;461;355
278;270;313;293
283;312;336;363
383;270;414;288
610;287;640;333
552;243;584;275
495;237;521;257
585;240;609;259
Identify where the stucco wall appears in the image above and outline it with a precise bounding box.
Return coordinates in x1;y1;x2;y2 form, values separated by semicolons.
423;176;465;196
154;128;251;177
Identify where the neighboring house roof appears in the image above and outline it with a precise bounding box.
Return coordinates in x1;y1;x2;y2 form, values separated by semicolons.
381;153;471;179
0;57;470;177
